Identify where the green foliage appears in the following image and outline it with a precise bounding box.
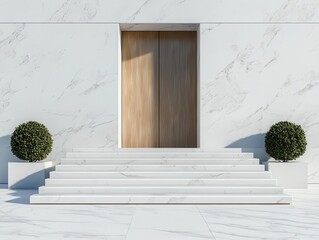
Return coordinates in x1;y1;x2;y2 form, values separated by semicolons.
265;121;307;162
11;121;53;162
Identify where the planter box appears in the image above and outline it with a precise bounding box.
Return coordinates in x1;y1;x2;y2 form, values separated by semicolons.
268;161;308;189
8;161;54;189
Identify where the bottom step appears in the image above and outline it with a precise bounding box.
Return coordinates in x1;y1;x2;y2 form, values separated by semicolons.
30;194;291;204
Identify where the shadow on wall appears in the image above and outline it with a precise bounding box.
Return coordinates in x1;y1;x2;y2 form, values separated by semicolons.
0;135;20;184
226;133;271;163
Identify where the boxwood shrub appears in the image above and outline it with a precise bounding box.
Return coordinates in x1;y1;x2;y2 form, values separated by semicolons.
265;121;307;162
11;121;53;162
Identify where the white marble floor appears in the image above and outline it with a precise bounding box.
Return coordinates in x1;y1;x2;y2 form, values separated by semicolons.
1;185;319;240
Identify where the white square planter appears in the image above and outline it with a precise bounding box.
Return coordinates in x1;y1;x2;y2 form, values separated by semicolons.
268;161;308;189
8;161;54;189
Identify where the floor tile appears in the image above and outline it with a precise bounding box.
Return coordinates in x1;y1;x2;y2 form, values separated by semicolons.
0;186;135;240
1;185;319;240
125;205;215;240
197;186;319;240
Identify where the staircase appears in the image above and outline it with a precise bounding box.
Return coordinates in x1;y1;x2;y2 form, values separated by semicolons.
30;148;291;204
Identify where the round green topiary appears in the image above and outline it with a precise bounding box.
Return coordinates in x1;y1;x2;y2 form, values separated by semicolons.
11;121;53;162
265;121;307;162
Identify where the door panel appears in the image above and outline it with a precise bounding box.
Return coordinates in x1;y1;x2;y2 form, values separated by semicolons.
121;31;159;147
121;31;197;148
159;32;197;147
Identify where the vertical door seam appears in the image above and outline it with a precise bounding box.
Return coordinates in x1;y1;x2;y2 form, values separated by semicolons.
158;31;160;148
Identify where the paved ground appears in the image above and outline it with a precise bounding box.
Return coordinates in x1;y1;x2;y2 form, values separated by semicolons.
1;184;319;240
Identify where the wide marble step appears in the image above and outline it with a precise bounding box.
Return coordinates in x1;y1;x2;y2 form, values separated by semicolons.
61;158;259;165
66;152;254;158
30;194;292;204
38;186;284;195
73;148;242;153
50;171;272;179
45;178;277;187
55;164;265;172
31;148;291;204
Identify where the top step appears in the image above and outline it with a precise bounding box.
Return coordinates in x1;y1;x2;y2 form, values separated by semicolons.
66;152;253;158
72;148;242;153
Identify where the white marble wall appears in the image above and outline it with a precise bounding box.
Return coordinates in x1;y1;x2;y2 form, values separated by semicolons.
200;24;319;182
0;0;319;182
0;24;119;182
0;0;319;23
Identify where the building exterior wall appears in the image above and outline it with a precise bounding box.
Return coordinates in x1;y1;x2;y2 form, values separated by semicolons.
199;24;319;182
0;0;319;183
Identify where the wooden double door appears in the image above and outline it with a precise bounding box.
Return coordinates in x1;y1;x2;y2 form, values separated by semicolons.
122;31;197;148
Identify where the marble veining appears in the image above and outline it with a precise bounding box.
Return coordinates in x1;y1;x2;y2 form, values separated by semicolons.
0;24;119;169
0;2;319;184
1;0;319;23
1;185;319;239
199;24;319;182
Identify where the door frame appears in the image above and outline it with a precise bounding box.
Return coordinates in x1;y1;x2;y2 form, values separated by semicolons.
118;24;200;148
